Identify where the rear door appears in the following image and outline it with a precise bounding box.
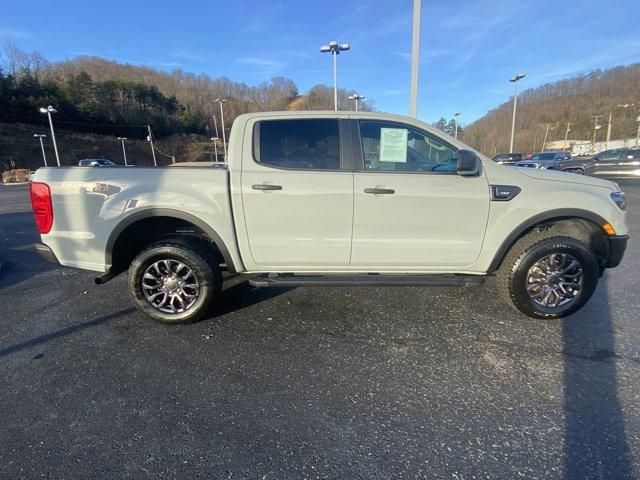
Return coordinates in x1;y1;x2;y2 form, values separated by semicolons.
350;119;490;268
240;117;354;268
618;148;640;176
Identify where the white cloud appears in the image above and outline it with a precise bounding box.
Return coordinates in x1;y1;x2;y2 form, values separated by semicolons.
235;57;285;68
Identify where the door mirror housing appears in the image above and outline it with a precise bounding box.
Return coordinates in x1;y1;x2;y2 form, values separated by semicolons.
457;150;482;176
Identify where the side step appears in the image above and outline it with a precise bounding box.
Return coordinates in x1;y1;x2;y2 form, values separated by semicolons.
249;273;485;288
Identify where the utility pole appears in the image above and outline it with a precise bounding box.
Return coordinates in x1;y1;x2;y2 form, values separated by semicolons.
605;112;612;149
409;0;421;117
34;134;47;166
637;115;640;146
542;123;552;151
147;125;157;166
591;115;604;154
453;112;461;139
563;122;572;150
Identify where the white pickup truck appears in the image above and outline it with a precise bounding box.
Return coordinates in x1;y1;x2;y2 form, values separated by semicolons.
31;111;628;323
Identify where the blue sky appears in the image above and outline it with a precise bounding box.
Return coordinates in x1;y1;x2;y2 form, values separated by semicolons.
1;0;639;124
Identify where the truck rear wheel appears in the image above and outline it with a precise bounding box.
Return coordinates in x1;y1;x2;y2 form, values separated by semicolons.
128;240;221;324
497;233;599;318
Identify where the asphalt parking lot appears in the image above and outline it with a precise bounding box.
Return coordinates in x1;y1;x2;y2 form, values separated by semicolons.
1;182;639;479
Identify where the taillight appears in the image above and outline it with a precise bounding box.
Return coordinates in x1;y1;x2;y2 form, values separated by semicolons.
30;182;53;234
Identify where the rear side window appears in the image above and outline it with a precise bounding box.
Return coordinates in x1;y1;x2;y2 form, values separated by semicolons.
253;119;341;170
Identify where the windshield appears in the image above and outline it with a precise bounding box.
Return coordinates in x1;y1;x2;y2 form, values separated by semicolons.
530;153;556;161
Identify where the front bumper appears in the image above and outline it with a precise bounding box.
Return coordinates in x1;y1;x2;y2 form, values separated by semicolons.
35;243;60;264
608;235;629;268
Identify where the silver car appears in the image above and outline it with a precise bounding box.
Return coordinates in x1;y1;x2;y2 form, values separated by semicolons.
516;151;571;169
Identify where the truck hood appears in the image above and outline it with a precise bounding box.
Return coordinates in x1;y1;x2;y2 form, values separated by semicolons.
515;166;619;191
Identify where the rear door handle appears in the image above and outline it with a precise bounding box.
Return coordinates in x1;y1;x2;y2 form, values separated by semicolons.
364;187;395;195
252;184;282;191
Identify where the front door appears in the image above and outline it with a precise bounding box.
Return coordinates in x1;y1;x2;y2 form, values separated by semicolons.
241;117;353;268
593;149;623;176
350;120;490;269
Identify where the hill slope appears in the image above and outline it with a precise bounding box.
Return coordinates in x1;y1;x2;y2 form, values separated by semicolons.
463;63;640;155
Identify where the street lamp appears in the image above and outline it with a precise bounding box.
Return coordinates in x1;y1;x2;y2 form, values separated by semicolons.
210;137;219;162
214;99;228;159
453;112;461;139
33;134;47;167
508;73;526;153
39;105;60;166
117;137;128;166
348;93;365;111
320;40;350;111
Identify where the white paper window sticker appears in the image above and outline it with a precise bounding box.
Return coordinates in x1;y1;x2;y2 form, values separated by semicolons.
379;128;408;163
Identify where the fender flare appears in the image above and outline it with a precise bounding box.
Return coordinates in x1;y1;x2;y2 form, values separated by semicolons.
105;208;238;273
488;208;609;272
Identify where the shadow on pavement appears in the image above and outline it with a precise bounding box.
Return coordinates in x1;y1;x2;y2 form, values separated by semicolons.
209;279;293;318
0;211;55;290
0;308;135;359
563;275;632;479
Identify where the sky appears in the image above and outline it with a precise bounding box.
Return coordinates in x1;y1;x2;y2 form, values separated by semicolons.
1;0;639;125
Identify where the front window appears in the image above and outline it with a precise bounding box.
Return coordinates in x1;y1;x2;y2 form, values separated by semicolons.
530;153;556;161
253;119;341;170
596;149;621;162
359;121;458;173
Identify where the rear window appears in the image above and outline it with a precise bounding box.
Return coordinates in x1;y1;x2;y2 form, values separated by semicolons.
253;119;341;170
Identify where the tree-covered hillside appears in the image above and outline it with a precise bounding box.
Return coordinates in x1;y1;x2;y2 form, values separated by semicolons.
463;63;640;155
0;41;373;169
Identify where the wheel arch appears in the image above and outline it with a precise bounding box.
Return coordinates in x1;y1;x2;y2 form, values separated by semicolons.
488;208;610;273
106;208;237;274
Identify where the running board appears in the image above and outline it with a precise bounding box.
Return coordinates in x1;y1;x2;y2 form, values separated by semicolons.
249;273;485;288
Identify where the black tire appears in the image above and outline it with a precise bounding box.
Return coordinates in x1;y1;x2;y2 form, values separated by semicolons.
128;239;222;324
497;232;599;319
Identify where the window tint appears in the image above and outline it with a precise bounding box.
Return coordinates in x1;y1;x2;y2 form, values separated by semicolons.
254;119;341;170
359;121;458;173
596;149;621;161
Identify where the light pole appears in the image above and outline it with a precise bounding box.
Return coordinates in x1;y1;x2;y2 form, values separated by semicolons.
39;105;60;166
453;112;461;139
508;73;526;153
117;137;128;166
210;137;219;162
320;40;350;111
33;134;47;166
214;99;228;159
348;94;365;111
409;0;421;117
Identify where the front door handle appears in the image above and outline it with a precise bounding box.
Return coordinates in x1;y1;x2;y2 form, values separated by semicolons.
364;187;395;195
252;184;283;191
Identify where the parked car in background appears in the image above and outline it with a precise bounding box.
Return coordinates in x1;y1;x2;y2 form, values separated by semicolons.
492;152;522;165
515;151;593;174
590;148;640;178
78;159;117;167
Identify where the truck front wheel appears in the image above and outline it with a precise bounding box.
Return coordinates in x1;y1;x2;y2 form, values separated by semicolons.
128;240;221;324
497;233;600;318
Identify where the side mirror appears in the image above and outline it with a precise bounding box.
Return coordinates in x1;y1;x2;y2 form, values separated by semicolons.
457;150;482;176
